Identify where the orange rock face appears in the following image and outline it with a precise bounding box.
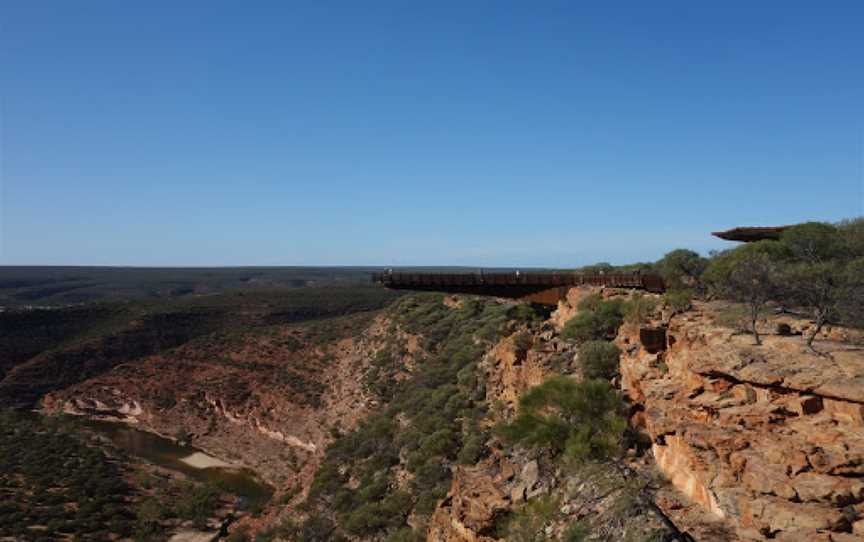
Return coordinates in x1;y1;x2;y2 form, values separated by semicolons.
619;301;864;541
427;459;513;542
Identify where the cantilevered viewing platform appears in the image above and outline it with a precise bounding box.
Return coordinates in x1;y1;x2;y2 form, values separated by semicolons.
372;271;665;305
711;225;790;242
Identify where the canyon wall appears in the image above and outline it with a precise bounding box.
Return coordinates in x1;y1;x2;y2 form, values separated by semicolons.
429;290;864;542
33;289;864;541
618;302;864;541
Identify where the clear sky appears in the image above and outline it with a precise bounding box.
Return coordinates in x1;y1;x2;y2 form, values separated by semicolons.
2;1;862;267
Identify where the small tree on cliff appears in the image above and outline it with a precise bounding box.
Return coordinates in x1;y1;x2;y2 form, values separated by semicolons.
561;295;625;343
496;376;626;463
578;340;621;380
703;241;783;345
778;223;847;349
655;249;708;290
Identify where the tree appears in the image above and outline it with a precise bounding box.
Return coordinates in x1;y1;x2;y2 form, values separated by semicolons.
655;249;708;289
839;257;864;327
780;262;845;349
779;223;847;349
837;217;864;259
704;241;781;345
781;222;841;264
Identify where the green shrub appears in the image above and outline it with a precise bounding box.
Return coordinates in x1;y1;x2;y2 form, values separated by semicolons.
577;293;604;312
663;289;693;312
562;298;624;342
512;331;533;353
563;521;591;542
504;496;560;542
508;303;545;323
578;341;621;380
497;377;626;463
386;527;422;542
456;433;486;464
176;482;221;528
623;294;657;325
655;249;708;289
343;491;412;536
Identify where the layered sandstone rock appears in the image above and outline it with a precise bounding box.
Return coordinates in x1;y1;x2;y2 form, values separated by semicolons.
431;292;728;542
620;302;864;541
427;455;515;542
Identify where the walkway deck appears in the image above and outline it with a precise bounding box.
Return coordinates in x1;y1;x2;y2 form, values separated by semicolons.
372;271;665;305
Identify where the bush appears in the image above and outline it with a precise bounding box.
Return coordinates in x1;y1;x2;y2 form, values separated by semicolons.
578;341;621;380
781;222;840;263
840;257;864;327
512;331;533;353
385;528;422;542
456;433;487;465
176;482;221;528
508;303;545;323
343;491;412;536
623;294;657;325
561;298;624;342
504;496;560;542
563;521;591;542
663;289;693;313
655;249;707;289
496;377;626;463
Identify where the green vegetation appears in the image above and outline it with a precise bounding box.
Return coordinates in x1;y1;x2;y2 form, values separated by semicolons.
131;480;225;541
0;285;398;408
578;340;621;380
501;496;561;542
0;411;133;541
497;376;627;464
662;288;693;313
299;294;518;540
0;410;235;542
0;266;380;307
561;294;625;342
703;241;783;344
572;218;864;349
655;249;708;290
623;293;657;325
563;520;591;542
705;219;864;348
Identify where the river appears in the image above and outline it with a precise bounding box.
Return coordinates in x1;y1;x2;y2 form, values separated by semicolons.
75;417;274;509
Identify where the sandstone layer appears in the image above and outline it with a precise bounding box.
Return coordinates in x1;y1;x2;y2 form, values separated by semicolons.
619;301;864;541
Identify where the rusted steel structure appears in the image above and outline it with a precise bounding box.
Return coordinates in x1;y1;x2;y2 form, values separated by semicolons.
372;271;665;305
712;226;790;242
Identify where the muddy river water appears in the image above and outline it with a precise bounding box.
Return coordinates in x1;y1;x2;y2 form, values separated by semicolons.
75;417;274;508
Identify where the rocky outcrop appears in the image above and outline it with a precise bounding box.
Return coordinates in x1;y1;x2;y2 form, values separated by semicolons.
427;456;513;542
430;291;726;542
620;302;864;540
482;333;556;410
431;291;864;542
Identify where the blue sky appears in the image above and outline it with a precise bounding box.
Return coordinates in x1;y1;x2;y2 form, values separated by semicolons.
2;1;862;267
